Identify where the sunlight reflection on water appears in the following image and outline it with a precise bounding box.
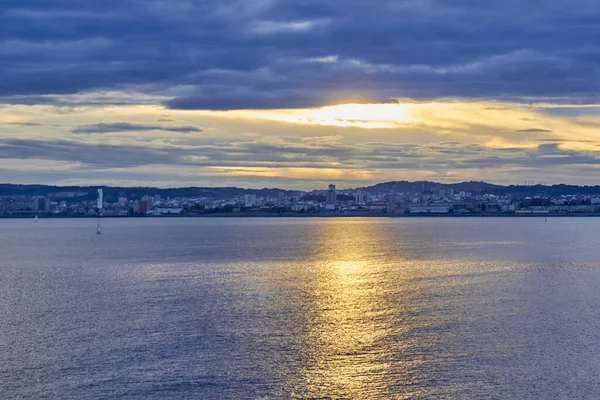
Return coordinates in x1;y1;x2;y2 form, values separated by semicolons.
3;217;600;398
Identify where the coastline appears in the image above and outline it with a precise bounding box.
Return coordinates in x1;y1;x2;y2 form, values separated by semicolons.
3;213;600;219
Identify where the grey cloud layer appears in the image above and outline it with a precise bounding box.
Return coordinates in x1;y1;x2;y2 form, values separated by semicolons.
2;136;599;173
71;122;203;134
2;0;600;108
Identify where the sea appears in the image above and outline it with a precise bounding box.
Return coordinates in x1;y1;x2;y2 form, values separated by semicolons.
2;217;600;399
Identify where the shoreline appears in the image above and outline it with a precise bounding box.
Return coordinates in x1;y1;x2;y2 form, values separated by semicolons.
3;213;600;219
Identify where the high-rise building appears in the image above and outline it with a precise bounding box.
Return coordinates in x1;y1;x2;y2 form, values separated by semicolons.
326;184;337;209
244;194;257;207
97;189;103;210
356;191;367;205
34;197;50;212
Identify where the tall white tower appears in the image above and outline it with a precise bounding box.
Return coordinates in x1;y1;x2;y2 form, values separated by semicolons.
97;189;104;210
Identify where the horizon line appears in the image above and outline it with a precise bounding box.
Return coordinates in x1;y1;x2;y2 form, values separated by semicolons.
1;180;599;192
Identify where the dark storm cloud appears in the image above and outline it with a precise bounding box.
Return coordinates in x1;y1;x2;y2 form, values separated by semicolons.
71;122;203;134
2;0;600;108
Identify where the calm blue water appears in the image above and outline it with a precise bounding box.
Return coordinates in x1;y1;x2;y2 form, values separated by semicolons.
2;217;600;399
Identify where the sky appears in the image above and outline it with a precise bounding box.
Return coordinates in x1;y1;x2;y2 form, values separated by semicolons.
3;0;600;189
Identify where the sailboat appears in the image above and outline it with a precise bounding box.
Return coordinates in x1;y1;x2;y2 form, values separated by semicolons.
34;214;38;223
96;219;102;235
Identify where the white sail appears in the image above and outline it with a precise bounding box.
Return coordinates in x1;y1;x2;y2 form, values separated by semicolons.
96;220;102;234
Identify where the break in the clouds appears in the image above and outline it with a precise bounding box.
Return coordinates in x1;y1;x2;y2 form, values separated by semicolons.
2;0;600;108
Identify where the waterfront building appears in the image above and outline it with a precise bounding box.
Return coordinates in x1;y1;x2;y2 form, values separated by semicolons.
409;205;450;214
326;184;337;210
368;201;387;211
97;189;103;211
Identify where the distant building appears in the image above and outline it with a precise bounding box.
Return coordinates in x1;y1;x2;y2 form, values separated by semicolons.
244;194;257;207
277;192;286;205
326;184;337;209
131;201;140;214
502;204;516;213
152;207;183;215
97;189;103;211
356;191;367;205
292;204;312;212
34;197;50;212
409;205;450;214
367;201;387;211
438;188;454;197
139;200;148;214
386;200;395;214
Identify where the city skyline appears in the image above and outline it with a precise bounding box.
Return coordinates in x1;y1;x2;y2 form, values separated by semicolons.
4;2;600;188
5;179;600;218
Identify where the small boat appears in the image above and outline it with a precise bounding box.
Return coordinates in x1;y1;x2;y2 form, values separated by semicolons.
34;214;38;223
96;220;102;235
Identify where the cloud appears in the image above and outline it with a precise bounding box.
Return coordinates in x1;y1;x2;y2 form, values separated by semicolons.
0;138;182;168
5;122;41;126
71;122;203;134
462;143;600;169
3;115;600;187
516;128;553;133
2;0;600;108
248;19;330;35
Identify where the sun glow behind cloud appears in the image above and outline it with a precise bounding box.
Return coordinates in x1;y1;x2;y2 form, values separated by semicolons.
207;101;600;149
238;103;417;128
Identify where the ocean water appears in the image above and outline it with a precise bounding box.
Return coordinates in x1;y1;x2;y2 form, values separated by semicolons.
2;217;600;399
